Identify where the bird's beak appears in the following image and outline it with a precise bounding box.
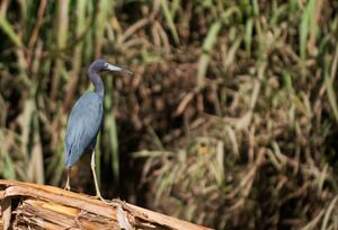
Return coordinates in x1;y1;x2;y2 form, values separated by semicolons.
104;63;133;76
104;63;123;72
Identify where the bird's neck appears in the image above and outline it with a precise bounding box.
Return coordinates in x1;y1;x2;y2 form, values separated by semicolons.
88;70;104;97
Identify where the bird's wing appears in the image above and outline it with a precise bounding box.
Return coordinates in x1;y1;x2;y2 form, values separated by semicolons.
64;93;103;167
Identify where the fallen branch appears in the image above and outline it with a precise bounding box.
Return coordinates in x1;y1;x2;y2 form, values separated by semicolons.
0;180;211;229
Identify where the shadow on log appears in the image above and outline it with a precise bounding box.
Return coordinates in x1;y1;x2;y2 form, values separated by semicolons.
0;180;212;229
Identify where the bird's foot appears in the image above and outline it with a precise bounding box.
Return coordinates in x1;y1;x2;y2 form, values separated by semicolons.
94;194;114;205
64;184;71;191
64;169;71;191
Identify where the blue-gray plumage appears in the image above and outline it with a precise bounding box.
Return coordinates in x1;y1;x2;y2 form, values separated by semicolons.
65;92;103;167
64;59;130;200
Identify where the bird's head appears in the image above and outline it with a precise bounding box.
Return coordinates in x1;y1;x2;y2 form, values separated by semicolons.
89;58;132;75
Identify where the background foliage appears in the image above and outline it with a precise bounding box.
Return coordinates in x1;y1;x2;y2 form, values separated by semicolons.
1;0;338;229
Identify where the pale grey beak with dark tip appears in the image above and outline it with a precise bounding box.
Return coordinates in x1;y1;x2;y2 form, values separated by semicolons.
104;63;133;76
104;63;122;72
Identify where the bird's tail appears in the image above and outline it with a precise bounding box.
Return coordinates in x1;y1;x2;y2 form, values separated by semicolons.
64;143;73;167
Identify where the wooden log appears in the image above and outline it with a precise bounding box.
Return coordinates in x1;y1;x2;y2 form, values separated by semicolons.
0;180;212;229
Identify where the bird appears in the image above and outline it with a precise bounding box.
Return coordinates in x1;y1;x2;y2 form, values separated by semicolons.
64;58;131;201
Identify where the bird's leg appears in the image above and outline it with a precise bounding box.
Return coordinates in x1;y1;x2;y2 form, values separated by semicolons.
64;167;71;191
91;150;109;203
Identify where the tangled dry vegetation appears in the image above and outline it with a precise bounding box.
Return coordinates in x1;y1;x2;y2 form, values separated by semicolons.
1;0;338;229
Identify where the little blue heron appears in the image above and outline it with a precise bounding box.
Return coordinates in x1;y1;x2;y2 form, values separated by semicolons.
64;58;130;201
